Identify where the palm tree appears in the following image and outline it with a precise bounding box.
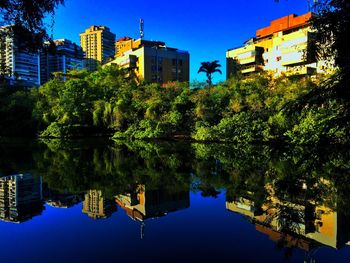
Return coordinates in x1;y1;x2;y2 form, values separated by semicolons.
198;60;222;87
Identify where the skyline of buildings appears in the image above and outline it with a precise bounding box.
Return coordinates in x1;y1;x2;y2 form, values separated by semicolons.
1;172;350;256
1;11;334;87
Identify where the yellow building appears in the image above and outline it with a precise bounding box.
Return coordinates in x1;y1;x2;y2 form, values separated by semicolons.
226;13;330;78
226;38;265;75
115;184;189;222
226;185;350;250
82;190;116;220
80;25;116;71
106;38;190;84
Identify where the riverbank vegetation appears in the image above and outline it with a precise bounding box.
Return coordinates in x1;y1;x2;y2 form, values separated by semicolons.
0;65;348;146
1;0;348;146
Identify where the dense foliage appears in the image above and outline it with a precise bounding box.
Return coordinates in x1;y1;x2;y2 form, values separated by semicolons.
1;63;348;146
2;139;350;219
1;0;348;146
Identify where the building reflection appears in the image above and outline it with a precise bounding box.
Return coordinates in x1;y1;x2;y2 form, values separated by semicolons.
226;183;350;252
115;184;190;222
82;190;117;220
45;189;83;209
0;174;44;223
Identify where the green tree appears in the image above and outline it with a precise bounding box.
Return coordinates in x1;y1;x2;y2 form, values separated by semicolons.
0;0;64;49
198;60;222;86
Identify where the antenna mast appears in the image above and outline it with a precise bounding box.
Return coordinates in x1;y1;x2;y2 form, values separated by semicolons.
139;18;144;39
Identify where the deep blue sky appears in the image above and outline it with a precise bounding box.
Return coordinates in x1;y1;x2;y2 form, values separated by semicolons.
49;0;309;83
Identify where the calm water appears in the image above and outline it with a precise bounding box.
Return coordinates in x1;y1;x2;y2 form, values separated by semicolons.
1;138;350;263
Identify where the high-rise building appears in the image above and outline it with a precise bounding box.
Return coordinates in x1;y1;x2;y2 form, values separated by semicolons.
226;13;332;78
107;37;190;84
40;39;85;84
82;190;116;220
80;26;116;71
0;174;43;223
0;26;40;87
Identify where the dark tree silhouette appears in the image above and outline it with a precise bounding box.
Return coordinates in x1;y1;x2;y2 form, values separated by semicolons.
0;0;64;49
198;60;222;86
312;0;350;75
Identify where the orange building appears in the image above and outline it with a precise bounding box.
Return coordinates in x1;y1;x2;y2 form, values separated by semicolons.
227;12;332;77
256;12;312;38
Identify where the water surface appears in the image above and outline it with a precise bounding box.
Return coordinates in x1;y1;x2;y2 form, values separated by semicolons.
1;139;350;262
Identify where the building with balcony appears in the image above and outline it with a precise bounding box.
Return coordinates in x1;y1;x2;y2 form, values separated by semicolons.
106;38;190;84
40;39;85;84
80;26;116;71
226;183;350;250
0;26;40;87
226;12;330;78
0;174;44;223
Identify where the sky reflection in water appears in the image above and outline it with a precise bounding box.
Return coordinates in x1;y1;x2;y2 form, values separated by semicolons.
1;139;350;263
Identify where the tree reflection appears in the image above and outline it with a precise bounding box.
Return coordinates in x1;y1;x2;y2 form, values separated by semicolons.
1;138;350;256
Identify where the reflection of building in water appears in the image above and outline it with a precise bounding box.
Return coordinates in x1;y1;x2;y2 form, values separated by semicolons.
226;188;350;251
82;190;116;220
0;174;44;223
45;190;83;209
116;185;190;221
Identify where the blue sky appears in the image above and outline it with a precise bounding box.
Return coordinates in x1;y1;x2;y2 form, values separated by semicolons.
49;0;309;83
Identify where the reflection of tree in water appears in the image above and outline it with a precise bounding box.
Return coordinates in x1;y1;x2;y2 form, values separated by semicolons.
224;144;350;258
2;137;350;257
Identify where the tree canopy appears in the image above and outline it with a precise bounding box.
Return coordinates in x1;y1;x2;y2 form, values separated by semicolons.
0;0;64;49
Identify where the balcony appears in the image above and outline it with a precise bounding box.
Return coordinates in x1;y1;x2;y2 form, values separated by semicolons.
281;52;306;66
241;64;263;74
286;66;316;76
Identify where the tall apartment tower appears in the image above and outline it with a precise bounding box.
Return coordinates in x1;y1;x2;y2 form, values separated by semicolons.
82;190;116;220
0;26;40;87
79;26;116;71
0;174;43;223
40;39;85;84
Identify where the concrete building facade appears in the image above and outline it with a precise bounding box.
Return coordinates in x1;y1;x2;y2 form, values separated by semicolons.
0;174;43;223
226;13;330;78
107;38;190;84
40;39;85;84
80;26;116;71
0;26;40;87
82;190;116;220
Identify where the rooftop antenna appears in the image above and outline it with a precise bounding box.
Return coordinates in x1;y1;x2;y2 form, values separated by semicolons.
140;18;144;39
